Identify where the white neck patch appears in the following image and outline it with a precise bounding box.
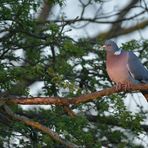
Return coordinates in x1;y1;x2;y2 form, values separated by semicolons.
114;49;122;55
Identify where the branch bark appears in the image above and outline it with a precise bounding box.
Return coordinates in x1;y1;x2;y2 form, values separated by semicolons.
38;0;53;21
7;83;148;105
4;105;79;148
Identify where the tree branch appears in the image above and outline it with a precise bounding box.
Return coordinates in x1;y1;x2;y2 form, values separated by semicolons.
109;0;140;31
86;114;148;133
38;0;53;22
93;19;148;40
7;83;148;105
4;105;79;148
43;11;145;25
98;0;142;40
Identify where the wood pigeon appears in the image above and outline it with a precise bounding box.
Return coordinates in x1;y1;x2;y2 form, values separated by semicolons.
103;40;148;101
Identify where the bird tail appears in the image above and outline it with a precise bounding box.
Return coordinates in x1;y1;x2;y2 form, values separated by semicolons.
141;90;148;102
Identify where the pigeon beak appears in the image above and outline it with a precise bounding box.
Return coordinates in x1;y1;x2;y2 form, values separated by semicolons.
102;45;106;48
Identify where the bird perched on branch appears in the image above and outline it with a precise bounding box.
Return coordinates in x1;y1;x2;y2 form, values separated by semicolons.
103;40;148;101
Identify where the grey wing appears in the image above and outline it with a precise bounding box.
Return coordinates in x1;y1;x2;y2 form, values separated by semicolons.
127;51;148;83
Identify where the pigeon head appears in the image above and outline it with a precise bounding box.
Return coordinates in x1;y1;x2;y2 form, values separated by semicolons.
104;40;120;53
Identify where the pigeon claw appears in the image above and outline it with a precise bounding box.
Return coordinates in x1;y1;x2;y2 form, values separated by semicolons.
122;82;132;91
115;82;122;91
115;82;132;91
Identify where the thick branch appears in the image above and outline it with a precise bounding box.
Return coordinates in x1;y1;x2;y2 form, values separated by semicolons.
116;0;140;20
8;84;148;105
38;0;53;21
109;0;140;31
98;0;142;40
4;105;79;148
94;19;148;40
